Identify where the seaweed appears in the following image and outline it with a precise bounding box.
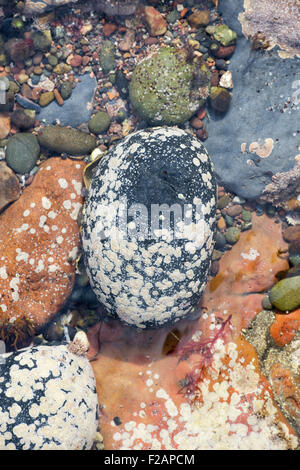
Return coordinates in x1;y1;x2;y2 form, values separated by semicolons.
177;314;232;396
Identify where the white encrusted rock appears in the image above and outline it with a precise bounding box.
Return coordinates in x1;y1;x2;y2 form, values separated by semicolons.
82;127;217;329
0;344;98;450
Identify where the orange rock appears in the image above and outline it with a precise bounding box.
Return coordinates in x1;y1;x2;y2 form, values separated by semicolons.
202;213;289;335
0;158;85;346
88;214;297;449
0;112;11;139
0;161;21;212
144;6;167;36
102;23;118;37
53;88;64;106
270;310;300;346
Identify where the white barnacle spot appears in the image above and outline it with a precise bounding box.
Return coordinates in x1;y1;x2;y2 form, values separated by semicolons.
52;225;58;232
58;178;68;189
241;249;260;261
42;197;51;210
193;157;200;167
68;247;78;260
70;202;82;220
30;202;36;208
16;249;29;263
15;224;29;233
30;228;36;235
63;200;72;210
46;165;52;171
72;179;82;196
23;210;30;217
35;259;45;273
9;403;21;419
49;264;60;273
0;304;7;312
48;211;57;220
56;236;64;245
9;276;20;302
0;266;7;280
39;215;47;228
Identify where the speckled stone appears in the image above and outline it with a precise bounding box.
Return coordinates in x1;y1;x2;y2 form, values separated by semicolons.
0;343;98;450
0;158;85;338
82;127;217;329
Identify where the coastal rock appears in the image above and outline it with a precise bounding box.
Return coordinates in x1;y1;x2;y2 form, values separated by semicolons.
5;133;40;175
205;0;300;200
129;47;203;125
0;343;98;450
87;216;296;450
269;276;300;312
144;6;167;37
83;127;217;329
38;126;96;156
0;158;85;345
38;74;97;127
0;162;21;212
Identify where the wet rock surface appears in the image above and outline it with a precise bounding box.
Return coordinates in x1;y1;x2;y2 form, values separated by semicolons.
205;0;300;200
38;74;97;127
0;158;85;344
0;343;98;450
83;127;217;329
87;214;298;450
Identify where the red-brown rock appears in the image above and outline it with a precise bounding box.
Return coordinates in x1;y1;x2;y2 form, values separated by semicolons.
0;158;85;345
144;6;167;36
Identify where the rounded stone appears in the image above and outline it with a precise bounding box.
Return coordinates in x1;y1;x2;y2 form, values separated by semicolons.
225;226;240;245
0;344;98;450
269;276;300;312
5;133;40;174
82;127;217;329
88;111;111;134
60;81;73;100
129;46;202;126
37;126;97;156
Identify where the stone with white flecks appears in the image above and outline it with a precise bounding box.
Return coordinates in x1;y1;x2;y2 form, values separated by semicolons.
82;127;217;329
0;158;85;346
0;343;98;450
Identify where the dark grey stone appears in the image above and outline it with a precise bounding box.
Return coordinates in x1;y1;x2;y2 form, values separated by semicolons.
205;0;300;200
39;74;97;127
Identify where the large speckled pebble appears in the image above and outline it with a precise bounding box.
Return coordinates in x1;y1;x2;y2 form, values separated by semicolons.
0;344;98;450
82;127;217;329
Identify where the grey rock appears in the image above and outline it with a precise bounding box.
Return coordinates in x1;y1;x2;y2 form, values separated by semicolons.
39;74;97;127
205;0;300;200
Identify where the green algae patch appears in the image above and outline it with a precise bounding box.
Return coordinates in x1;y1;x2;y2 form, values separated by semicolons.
129;46;203;126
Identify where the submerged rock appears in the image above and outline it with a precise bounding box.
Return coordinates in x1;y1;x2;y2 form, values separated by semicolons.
5;133;40;175
129;46;204;126
83;127;217;329
205;0;300;200
38;74;97;127
0;162;21;212
0;342;98;450
269;276;300;312
0;158;85;345
38;126;97;156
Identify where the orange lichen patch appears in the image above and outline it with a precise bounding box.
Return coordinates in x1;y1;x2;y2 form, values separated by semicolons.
270;310;300;346
249;138;274;158
0;158;85;339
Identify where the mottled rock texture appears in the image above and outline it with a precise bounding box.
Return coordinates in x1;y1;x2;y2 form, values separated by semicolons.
0;343;98;449
0;158;85;345
83;127;216;329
